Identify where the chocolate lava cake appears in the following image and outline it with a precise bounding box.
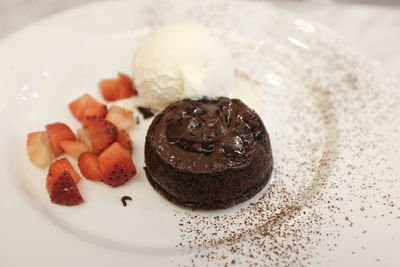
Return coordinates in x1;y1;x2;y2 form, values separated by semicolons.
144;97;273;209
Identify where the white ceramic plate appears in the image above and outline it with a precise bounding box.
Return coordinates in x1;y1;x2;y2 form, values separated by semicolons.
1;0;399;266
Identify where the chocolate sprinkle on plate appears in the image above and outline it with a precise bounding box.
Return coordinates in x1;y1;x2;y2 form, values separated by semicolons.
121;196;132;206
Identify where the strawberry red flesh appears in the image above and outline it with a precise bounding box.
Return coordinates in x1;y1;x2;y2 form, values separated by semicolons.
82;97;107;127
117;73;137;98
99;73;137;102
49;171;84;206
87;116;119;154
99;142;136;187
117;130;133;154
46;122;76;156
69;94;89;121
99;79;120;101
69;94;107;127
47;158;80;193
78;152;101;181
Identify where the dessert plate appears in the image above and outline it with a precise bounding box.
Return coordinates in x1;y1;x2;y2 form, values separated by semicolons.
0;0;399;266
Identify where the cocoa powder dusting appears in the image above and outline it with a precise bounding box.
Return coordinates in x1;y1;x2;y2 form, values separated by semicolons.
171;49;400;265
168;10;400;265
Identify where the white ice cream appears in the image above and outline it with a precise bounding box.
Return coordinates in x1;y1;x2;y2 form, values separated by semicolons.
132;22;234;110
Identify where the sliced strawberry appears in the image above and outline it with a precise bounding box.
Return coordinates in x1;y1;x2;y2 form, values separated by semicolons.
47;158;80;193
26;131;55;167
82;98;107;127
86;116;118;154
117;73;138;98
46;122;76;156
105;105;134;130
99;73;137;102
59;140;90;159
69;94;89;121
49;171;84;206
69;94;107;127
78;152;101;181
117;130;133;154
76;128;92;151
98;142;136;187
99;79;120;102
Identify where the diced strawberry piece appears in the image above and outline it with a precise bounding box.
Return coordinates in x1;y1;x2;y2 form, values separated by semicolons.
26;131;55;167
117;130;133;154
118;73;133;92
99;79;120;101
99;73;137;102
59;140;90;159
78;152;101;181
47;158;80;193
49;171;84;206
117;73;138;98
76;128;92;151
86;116;118;154
82;98;107;127
105;105;134;130
69;94;89;121
98;142;136;187
46;122;76;156
69;94;107;127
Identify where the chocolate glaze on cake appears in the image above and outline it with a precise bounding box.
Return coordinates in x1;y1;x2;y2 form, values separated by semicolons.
144;97;273;209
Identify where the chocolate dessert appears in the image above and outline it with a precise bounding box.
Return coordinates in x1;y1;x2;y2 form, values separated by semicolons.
144;97;273;209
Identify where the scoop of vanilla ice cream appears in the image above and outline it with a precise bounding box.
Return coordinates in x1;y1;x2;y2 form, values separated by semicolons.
132;22;234;110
